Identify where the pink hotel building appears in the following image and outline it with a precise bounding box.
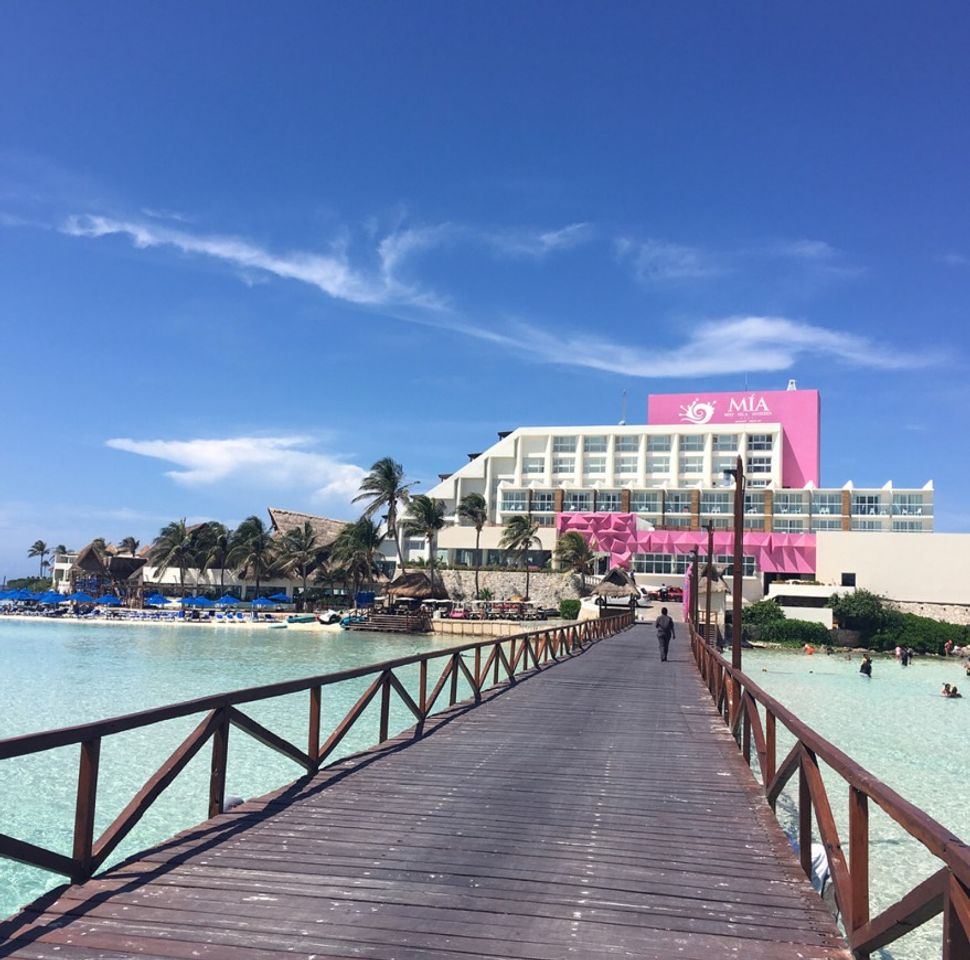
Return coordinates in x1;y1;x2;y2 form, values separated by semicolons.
427;383;942;601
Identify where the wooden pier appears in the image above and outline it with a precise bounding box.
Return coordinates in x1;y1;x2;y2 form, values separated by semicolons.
0;614;967;958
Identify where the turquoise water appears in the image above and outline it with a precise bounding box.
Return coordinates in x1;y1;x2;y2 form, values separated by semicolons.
743;647;970;960
0;619;472;919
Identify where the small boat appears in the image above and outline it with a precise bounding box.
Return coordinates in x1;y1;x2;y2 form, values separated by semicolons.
268;622;288;630
340;614;368;628
316;609;341;625
287;614;316;624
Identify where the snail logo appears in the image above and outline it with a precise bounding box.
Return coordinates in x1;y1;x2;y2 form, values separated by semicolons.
679;398;716;425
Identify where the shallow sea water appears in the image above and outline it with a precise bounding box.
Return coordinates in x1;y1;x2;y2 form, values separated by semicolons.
0;618;472;919
741;647;969;960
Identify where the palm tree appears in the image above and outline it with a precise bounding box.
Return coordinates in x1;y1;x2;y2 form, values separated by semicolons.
52;543;68;559
118;536;140;557
555;531;596;595
27;540;49;577
229;515;277;599
91;538;109;561
457;492;488;598
353;457;419;576
330;518;383;601
149;520;200;597
401;495;446;593
276;521;324;602
198;522;233;593
499;514;541;599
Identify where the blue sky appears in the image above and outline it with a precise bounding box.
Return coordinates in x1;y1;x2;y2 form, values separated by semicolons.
2;2;969;578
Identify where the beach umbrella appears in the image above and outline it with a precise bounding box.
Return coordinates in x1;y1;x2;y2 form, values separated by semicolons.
145;593;170;606
194;597;216;608
251;597;274;607
66;591;96;603
39;591;64;604
97;595;122;606
216;595;240;606
268;593;291;603
180;596;201;607
14;589;40;601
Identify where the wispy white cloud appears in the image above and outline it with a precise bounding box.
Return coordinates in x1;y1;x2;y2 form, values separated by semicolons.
105;435;366;505
942;252;970;267
61;214;442;309
486;222;592;258
494;315;939;378
615;236;724;281
770;238;839;260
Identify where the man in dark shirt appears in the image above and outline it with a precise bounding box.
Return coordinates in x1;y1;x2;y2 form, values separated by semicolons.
655;607;675;662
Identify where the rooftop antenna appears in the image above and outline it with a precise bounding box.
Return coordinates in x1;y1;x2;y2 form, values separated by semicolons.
619;389;627;425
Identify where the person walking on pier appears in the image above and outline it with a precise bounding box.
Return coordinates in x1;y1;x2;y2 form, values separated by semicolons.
655;607;675;662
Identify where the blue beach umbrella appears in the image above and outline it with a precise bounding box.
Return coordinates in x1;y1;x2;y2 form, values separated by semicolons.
216;595;240;606
180;596;201;607
39;591;64;604
14;589;39;601
145;593;170;606
251;597;274;607
194;597;216;608
97;595;122;606
66;591;96;603
268;593;291;603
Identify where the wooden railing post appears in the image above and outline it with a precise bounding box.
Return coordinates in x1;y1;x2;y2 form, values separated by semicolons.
849;786;870;950
208;708;230;819
419;658;428;715
72;736;101;882
449;653;459;706
742;699;752;765
308;685;321;771
765;710;776;788
474;647;482;687
943;875;970;959
379;672;391;742
799;755;812;879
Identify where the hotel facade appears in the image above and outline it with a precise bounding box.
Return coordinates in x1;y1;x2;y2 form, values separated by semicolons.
423;384;951;606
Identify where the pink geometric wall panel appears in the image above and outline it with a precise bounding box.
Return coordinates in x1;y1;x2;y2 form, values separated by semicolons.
647;389;820;488
557;513;816;575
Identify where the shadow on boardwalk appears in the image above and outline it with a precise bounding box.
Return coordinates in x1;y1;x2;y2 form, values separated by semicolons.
1;624;849;960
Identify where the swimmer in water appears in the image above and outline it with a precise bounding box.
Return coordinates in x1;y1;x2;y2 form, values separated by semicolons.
859;655;872;678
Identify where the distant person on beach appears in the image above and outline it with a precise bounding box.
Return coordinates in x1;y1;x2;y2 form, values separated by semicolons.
944;639;954;657
859;655;872;678
655;607;675;662
900;648;910;667
942;683;962;698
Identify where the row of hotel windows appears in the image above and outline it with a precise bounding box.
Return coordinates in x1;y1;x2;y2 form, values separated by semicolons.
523;455;772;475
548;433;773;454
499;489;931;516
631;553;757;576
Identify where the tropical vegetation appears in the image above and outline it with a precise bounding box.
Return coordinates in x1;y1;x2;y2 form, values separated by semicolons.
457;492;488;597
353;457;417;576
554;531;595;594
148;519;203;596
27;540;49;577
499;514;541;599
229;515;277;597
329;517;383;599
118;536;140;557
276;521;326;599
401;495;446;591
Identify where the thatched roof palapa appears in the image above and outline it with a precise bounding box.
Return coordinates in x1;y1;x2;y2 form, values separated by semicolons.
386;571;449;600
592;566;641;598
267;508;348;548
698;562;728;593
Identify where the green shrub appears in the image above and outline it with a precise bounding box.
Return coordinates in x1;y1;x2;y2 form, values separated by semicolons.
559;599;581;620
744;599;786;626
755;619;831;647
871;612;970;655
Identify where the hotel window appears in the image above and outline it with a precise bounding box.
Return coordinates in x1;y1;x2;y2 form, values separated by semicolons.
744;491;765;513
718;554;757;576
701;492;731;514
585;456;607;474
596;491;622;512
647;436;671;452
892;519;923;532
852;518;884;531
616;436;640;452
715;456;737;476
647;456;670;474
773;518;806;532
531;491;555;512
892;494;926;516
706;517;731;530
665;492;691;513
665;516;692;528
535;515;555;526
747;456;772;474
553;436;577;453
583;436;608;453
679;435;704;452
631;491;661;513
562;491;592;512
812;492;842;516
615;455;638;474
632;552;674;574
774;492;807;515
500;491;528;513
748;434;773;451
713;434;738;451
522;456;545;475
679;455;703;474
852;494;886;516
811;517;843;531
553;457;575;475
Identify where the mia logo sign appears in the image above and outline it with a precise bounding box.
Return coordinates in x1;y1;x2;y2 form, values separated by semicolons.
725;394;773;419
679;399;716;424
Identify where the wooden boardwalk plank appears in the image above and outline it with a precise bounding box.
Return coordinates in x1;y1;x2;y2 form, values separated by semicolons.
1;623;849;959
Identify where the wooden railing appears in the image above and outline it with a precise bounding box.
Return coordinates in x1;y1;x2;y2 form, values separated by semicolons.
688;620;970;959
0;613;633;887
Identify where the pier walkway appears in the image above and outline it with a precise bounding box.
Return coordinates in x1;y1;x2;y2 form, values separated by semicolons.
1;623;848;960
